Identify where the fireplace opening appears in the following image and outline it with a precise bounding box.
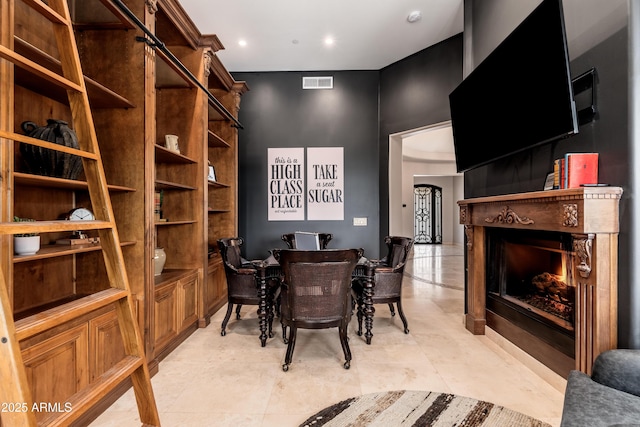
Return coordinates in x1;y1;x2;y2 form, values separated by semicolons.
486;228;575;360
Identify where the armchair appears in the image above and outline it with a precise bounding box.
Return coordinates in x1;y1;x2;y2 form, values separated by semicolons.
273;248;362;371
352;236;414;343
281;232;333;249
560;349;640;426
217;237;275;343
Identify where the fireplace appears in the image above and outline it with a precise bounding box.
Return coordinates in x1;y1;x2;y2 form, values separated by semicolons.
459;187;622;377
486;228;575;365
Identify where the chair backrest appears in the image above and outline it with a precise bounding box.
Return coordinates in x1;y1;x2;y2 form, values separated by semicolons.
372;237;414;299
281;232;333;249
275;249;361;324
383;236;414;270
217;237;245;269
217;237;260;300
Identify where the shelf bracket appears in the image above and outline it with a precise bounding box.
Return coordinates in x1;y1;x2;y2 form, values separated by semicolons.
135;36;164;49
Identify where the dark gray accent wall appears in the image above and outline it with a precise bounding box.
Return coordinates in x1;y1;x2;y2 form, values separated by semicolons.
378;36;464;252
234;37;463;260
233;71;380;260
465;0;638;348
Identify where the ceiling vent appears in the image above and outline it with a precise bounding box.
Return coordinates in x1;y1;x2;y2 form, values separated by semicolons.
302;76;333;90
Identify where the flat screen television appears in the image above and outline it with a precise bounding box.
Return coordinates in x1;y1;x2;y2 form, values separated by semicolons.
449;0;578;173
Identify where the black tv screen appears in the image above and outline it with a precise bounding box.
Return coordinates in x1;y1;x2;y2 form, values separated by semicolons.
449;0;578;173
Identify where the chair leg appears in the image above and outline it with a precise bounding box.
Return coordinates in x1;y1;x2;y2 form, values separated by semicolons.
388;303;396;316
235;304;242;319
221;303;234;336
339;324;352;369
396;300;409;334
283;326;297;371
267;300;275;338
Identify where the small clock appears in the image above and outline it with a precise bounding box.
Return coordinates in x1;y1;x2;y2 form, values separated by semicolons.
67;207;95;221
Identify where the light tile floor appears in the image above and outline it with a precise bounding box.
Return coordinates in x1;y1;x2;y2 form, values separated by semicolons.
91;244;566;427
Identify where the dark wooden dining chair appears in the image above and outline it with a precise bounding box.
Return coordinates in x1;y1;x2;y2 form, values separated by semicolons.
352;236;414;340
217;237;275;341
273;248;362;371
281;232;333;249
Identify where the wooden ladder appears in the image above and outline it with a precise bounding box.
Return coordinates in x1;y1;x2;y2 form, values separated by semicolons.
0;0;160;425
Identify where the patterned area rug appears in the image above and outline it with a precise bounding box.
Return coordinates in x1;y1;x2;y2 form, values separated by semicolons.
300;390;551;427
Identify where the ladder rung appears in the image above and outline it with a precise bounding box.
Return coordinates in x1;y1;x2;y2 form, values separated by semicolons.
1;220;113;236
37;355;144;427
14;288;129;341
21;0;68;26
0;129;99;159
0;45;83;93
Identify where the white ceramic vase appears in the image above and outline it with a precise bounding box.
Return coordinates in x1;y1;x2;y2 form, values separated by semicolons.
14;235;40;255
154;247;167;276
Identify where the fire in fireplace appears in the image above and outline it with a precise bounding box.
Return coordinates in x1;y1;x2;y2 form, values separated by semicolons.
486;229;575;358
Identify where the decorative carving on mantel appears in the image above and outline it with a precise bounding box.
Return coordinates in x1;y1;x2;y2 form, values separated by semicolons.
484;206;534;225
145;0;158;14
465;226;473;250
563;204;579;227
460;206;468;224
573;234;594;278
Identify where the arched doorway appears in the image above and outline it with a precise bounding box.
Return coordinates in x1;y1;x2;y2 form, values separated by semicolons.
414;184;442;244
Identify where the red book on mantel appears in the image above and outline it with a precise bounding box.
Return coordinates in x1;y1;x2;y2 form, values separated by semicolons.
564;153;599;189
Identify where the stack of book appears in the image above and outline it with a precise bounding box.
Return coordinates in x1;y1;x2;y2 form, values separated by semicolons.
154;190;164;221
553;153;599;189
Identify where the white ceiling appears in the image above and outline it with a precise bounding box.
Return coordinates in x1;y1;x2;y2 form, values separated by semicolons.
178;0;464;72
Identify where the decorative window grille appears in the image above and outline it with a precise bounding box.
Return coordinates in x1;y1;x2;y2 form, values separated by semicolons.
414;185;442;244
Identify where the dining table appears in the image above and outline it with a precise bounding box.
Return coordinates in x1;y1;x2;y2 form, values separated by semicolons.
251;254;376;347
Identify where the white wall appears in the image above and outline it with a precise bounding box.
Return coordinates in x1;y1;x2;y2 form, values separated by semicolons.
389;134;404;236
389;122;465;245
453;173;465;243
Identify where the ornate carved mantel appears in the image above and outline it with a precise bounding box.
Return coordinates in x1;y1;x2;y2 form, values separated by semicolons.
458;187;622;375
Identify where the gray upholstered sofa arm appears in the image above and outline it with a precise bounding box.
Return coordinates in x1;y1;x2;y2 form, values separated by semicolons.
560;349;640;427
590;349;640;397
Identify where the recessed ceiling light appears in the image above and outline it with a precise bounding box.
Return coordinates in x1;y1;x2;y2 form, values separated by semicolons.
407;11;422;23
324;37;335;46
238;39;247;47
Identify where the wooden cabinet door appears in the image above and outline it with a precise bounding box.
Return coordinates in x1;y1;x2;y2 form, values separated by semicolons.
178;272;198;331
21;325;89;422
153;282;178;353
89;310;126;381
205;258;226;317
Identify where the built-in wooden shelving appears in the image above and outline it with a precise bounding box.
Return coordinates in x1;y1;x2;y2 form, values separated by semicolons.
208;130;229;148
13;241;135;263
